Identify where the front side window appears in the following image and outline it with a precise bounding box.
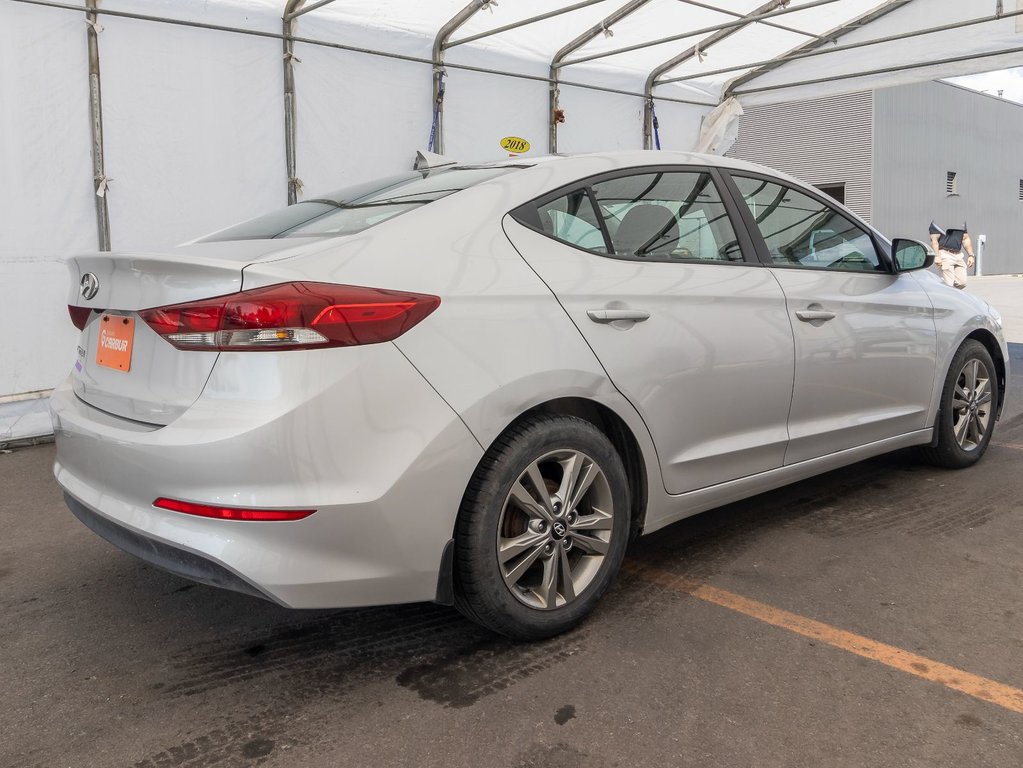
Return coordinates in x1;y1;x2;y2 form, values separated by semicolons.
732;176;885;272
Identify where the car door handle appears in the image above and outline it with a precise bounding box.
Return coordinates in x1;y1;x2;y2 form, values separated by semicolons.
795;309;836;322
586;309;651;324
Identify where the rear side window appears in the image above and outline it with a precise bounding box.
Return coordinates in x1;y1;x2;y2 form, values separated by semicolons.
526;170;744;263
590;172;741;262
537;190;608;253
201;167;519;242
732;176;884;272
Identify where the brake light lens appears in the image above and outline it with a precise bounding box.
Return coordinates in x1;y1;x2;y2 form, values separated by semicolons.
139;282;440;351
154;497;315;521
69;305;92;330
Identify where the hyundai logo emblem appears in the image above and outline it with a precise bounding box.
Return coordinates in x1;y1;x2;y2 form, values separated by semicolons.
552;521;567;538
80;273;99;300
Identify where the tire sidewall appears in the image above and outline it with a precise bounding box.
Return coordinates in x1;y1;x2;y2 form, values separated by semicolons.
935;340;999;467
456;416;631;639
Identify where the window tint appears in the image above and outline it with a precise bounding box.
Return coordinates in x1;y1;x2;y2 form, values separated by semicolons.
200;167;518;242
588;172;743;262
733;176;884;272
538;189;608;252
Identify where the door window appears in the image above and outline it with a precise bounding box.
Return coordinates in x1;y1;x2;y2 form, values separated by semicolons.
589;172;743;262
732;176;885;272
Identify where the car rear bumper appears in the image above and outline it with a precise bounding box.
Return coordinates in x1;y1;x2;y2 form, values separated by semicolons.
50;342;483;608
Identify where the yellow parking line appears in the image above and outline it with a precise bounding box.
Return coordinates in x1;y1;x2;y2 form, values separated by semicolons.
632;564;1023;715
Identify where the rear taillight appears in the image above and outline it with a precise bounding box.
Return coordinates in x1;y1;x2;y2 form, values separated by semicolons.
154;497;315;521
69;305;92;330
139;282;440;351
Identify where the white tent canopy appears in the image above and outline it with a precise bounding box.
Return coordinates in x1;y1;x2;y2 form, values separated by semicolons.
1;0;1021;431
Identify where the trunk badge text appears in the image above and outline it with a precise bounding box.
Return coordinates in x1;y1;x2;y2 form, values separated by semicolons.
80;273;99;300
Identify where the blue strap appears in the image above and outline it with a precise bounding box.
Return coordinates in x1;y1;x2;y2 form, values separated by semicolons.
651;101;661;150
428;71;446;152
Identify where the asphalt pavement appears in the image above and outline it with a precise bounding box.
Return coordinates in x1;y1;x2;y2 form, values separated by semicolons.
2;277;1021;768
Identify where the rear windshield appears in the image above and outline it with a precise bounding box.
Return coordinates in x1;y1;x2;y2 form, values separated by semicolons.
200;166;521;242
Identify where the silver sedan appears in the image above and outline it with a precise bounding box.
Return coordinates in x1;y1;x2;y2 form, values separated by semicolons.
53;151;1007;639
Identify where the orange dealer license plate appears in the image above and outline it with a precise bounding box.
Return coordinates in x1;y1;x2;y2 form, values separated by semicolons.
96;314;135;372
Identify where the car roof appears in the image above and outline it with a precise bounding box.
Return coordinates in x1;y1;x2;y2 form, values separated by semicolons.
469;150;810;191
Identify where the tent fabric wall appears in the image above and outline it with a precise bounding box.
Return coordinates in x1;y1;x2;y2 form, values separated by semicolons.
2;0;1020;433
1;2;94;398
100;15;287;249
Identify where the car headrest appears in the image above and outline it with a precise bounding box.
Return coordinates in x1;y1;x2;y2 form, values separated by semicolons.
615;203;679;256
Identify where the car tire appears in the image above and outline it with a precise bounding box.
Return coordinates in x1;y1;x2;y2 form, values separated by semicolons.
454;414;631;640
920;340;999;469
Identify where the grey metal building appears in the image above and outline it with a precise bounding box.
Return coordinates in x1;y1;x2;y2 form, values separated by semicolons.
727;80;1023;275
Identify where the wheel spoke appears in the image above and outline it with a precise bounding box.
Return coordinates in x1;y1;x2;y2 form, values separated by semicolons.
570;532;609;556
509;478;554;523
977;390;992;407
525;462;555;516
953;411;971;446
557;545;576;603
955;383;969;402
567;462;599;512
571;508;614;531
555;453;584;509
967;360;979;393
537;551;559;609
499;530;548;564
968;413;982;446
503;542;546;586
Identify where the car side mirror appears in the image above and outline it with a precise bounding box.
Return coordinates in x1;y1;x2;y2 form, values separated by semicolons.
892;238;935;272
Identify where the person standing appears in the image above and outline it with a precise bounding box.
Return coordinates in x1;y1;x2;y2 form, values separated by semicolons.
928;221;975;289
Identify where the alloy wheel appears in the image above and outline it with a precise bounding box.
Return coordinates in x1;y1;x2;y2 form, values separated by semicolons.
952;358;992;451
496;449;615;610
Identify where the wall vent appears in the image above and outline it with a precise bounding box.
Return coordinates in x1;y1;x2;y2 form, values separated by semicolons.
1019;179;1023;201
946;171;958;196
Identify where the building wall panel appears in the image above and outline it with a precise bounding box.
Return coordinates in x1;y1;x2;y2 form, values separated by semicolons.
873;81;1023;275
727;91;874;222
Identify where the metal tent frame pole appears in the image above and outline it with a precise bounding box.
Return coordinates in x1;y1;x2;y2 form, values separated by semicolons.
642;0;790;150
14;0;715;107
283;0;306;204
723;0;913;97
730;43;1023;97
676;0;826;41
85;0;110;250
446;0;607;49
549;0;654;154
561;0;843;69
431;1;494;155
658;6;1023;86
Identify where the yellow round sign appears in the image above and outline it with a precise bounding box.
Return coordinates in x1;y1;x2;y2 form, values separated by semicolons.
500;136;530;154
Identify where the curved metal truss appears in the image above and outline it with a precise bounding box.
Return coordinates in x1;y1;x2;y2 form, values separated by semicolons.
11;0;1023;248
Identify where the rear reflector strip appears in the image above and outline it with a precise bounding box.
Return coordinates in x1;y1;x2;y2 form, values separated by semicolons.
153;497;315;521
